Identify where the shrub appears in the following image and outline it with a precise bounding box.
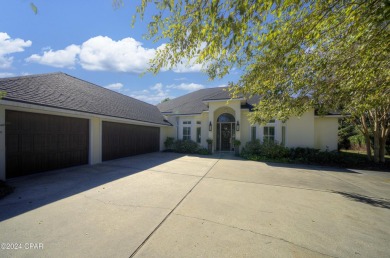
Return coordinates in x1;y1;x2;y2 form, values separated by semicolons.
260;141;290;159
289;147;320;162
348;134;366;150
174;140;199;154
241;139;262;156
197;148;211;155
164;137;175;150
241;140;289;159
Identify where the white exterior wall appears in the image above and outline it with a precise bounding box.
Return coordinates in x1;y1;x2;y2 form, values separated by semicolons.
285;110;315;149
89;117;102;164
240;110;252;149
200;112;209;147
314;117;339;151
160;126;175;151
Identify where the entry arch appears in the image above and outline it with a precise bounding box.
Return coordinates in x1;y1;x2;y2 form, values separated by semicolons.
216;113;236;151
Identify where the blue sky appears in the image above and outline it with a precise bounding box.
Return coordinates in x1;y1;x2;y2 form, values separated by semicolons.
0;0;239;104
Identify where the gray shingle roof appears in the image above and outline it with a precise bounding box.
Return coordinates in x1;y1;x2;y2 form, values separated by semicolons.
157;87;260;115
0;72;170;126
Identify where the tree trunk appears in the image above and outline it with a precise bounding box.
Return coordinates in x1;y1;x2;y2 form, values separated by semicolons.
373;131;380;163
360;115;372;161
364;133;372;161
379;137;386;163
379;124;390;163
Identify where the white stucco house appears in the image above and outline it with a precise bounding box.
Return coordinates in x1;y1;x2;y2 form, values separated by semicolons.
157;87;340;152
0;73;340;180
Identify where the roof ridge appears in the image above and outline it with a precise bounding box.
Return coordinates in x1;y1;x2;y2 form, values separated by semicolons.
157;87;217;111
60;73;160;109
202;87;231;100
0;72;63;81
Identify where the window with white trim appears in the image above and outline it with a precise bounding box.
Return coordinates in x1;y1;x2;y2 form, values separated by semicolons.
183;121;191;140
263;126;275;143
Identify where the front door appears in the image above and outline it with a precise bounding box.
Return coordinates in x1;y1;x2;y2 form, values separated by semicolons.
220;123;232;151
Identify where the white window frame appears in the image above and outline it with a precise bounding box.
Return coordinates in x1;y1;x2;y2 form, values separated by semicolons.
263;126;275;143
182;120;191;140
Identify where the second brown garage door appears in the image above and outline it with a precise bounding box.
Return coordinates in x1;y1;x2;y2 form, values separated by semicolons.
5;110;89;179
102;121;160;161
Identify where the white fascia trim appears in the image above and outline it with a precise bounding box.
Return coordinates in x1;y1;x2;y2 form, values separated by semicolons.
164;113;201;117
0;100;169;127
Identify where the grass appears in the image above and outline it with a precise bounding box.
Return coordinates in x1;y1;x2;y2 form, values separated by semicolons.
0;180;14;199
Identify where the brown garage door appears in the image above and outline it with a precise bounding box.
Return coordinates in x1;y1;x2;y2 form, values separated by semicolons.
5;110;89;178
102;121;160;161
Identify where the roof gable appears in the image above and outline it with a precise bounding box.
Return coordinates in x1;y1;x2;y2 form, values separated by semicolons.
157;87;260;115
0;73;170;126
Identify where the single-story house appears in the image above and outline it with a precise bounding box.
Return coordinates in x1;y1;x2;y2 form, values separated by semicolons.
157;87;340;153
0;72;170;180
0;73;340;180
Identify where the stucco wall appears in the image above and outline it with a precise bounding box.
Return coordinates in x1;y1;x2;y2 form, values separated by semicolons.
314;117;339;151
89;117;102;164
285;110;315;149
240;110;252;149
160;125;175;151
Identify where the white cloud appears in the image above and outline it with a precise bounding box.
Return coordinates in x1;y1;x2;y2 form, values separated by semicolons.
0;32;32;69
174;77;188;81
26;44;80;68
105;82;124;90
0;72;15;78
25;35;206;74
167;82;205;91
130;83;172;104
79;36;155;73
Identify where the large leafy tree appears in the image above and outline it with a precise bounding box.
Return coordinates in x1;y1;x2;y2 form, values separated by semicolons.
130;0;389;162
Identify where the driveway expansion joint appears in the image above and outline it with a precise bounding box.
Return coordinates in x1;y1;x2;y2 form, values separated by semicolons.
129;157;222;258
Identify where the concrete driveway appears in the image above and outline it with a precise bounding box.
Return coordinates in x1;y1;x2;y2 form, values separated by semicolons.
0;152;389;258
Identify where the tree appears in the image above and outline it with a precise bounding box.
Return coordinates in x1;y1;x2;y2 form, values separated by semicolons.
131;0;389;163
161;97;171;103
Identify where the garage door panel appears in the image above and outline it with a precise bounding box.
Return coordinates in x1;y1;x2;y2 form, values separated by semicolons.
102;121;160;161
5;110;89;179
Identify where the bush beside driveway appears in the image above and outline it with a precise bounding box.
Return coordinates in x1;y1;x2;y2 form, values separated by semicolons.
0;152;389;258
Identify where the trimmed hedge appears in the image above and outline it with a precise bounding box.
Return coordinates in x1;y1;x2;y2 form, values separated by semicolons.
241;141;342;165
165;138;211;155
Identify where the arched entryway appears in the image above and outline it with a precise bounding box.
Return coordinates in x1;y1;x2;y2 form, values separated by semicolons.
216;113;236;151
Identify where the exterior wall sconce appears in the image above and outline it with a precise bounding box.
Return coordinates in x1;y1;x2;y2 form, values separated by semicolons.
236;121;240;131
209;121;212;131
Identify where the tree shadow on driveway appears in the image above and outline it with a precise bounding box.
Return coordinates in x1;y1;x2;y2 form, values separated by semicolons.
0;152;186;222
264;162;361;174
334;191;390;209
